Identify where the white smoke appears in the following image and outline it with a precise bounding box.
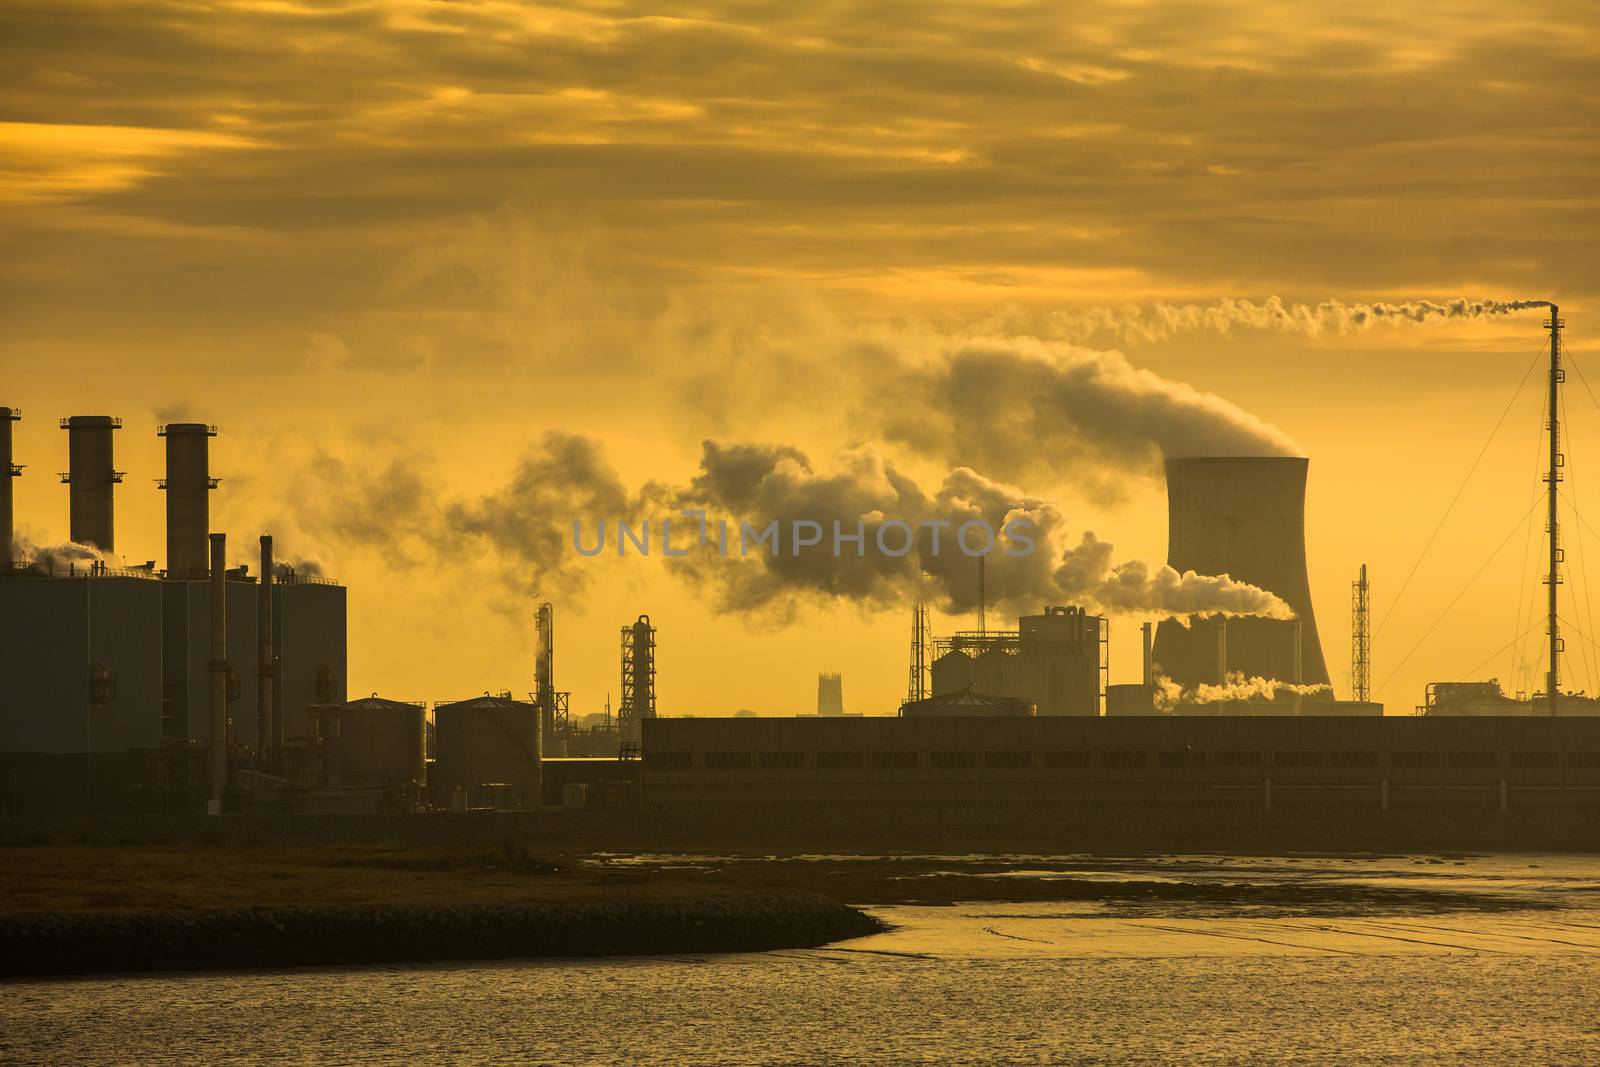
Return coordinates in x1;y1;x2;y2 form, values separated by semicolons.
1153;671;1334;711
9;533;112;574
871;338;1301;491
1034;296;1554;346
1054;532;1291;622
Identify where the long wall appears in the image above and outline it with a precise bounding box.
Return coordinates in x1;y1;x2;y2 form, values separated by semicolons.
640;715;1600;811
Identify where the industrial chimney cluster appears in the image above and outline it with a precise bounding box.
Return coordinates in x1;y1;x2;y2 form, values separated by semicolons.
0;410;348;816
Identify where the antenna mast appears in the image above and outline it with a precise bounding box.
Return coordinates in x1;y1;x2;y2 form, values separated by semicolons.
1546;304;1565;716
1351;563;1370;702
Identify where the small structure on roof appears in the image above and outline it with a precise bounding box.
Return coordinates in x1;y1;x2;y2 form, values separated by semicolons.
897;685;1036;718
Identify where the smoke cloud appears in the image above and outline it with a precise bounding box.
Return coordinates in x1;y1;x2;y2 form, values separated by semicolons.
1154;671;1334;711
9;533;111;574
324;433;1289;624
1035;296;1554;347
870;338;1299;489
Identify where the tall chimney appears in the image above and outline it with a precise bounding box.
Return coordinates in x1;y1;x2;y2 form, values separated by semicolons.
258;534;276;773
1153;457;1331;689
1141;621;1153;687
60;416;122;554
208;532;228;815
159;423;217;578
0;407;19;568
535;601;554;744
1215;617;1228;684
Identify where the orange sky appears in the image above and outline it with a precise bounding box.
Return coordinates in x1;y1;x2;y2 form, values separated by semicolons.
2;0;1597;715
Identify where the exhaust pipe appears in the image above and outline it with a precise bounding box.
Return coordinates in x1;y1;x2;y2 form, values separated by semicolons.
258;534;276;773
208;532;227;815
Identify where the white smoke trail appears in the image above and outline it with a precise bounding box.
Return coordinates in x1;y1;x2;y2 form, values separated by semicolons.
1153;671;1334;711
1040;296;1554;346
9;533;111;574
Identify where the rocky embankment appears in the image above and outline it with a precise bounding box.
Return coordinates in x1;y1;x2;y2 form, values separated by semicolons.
0;893;883;979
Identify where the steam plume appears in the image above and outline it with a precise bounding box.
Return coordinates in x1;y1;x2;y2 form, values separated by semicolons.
871;339;1299;490
325;434;1289;623
1154;671;1333;710
1037;296;1554;346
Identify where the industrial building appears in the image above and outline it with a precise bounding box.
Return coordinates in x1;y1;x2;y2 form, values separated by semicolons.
930;605;1106;715
1419;681;1600;717
0;411;347;815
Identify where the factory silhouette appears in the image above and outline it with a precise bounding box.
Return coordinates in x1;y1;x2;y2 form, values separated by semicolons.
4;307;1600;827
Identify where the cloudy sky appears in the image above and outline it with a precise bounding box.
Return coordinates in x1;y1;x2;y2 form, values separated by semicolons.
3;0;1597;714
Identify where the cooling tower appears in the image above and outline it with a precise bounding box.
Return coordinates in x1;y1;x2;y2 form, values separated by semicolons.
1152;457;1330;691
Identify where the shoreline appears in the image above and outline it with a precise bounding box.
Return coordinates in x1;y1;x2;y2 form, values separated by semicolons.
0;893;884;980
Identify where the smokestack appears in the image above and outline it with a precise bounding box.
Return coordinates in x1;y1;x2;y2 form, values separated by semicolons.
1;407;19;568
258;534;276;773
208;532;227;815
1153;457;1330;689
60;416;122;554
1216;617;1228;685
159;423;217;578
1141;621;1153;687
535;602;559;755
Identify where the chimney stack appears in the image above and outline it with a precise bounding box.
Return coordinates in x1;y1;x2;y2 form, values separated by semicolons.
258;534;276;773
1;407;19;568
1141;621;1153;687
208;532;227;815
60;416;122;554
159;423;218;578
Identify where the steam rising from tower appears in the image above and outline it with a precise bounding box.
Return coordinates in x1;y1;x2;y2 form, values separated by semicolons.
1152;457;1330;690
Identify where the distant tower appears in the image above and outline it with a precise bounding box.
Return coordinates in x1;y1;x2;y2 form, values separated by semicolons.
535;602;569;753
817;672;844;716
977;555;986;636
1545;305;1565;715
618;614;656;740
1351;563;1371;702
906;599;930;704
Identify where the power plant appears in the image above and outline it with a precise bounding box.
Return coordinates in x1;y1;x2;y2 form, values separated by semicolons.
1;311;1595;822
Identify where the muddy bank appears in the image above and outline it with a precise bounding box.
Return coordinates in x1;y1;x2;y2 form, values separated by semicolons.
0;893;883;979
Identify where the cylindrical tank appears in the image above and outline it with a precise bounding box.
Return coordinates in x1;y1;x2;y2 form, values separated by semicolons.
159;423;217;577
0;407;19;567
1152;456;1330;690
335;695;426;788
62;415;121;554
432;696;542;810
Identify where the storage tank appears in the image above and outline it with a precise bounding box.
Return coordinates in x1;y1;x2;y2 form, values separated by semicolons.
1152;457;1330;690
313;694;425;790
432;694;542;810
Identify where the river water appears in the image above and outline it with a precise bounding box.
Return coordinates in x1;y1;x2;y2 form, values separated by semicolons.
5;853;1600;1064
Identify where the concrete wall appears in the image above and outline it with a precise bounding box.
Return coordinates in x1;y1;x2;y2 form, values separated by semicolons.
641;715;1600;808
0;576;163;753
